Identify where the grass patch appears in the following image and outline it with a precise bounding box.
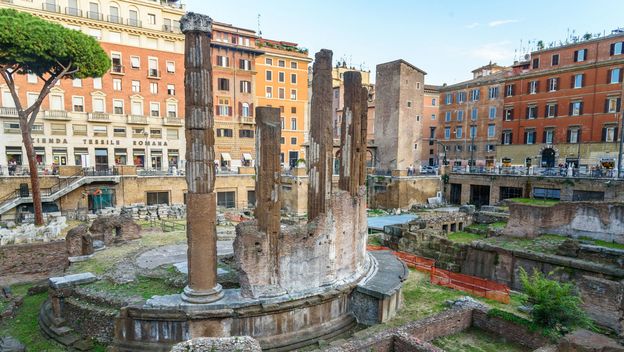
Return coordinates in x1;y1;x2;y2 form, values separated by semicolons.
367;235;383;246
481;234;567;254
578;236;624;250
509;198;559;207
86;276;179;300
432;327;531;352
490;221;507;229
448;232;485;244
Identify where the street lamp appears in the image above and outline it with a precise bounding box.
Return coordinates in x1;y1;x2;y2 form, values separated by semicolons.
143;130;149;170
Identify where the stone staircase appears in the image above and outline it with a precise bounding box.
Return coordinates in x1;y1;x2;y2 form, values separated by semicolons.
38;299;93;351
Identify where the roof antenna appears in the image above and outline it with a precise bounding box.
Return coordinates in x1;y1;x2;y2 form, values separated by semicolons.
257;14;262;36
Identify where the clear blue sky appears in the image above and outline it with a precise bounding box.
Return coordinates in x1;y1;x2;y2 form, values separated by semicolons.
185;0;624;85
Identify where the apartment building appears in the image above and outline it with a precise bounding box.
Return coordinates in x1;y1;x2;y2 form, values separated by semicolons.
421;85;440;166
499;33;624;168
255;39;311;168
437;63;507;168
0;0;186;172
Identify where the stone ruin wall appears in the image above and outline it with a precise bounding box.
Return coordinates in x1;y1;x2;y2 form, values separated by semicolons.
235;188;368;297
0;241;68;283
503;201;624;243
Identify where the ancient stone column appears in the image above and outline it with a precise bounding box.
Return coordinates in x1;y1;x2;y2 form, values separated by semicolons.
180;12;223;304
308;49;333;221
359;87;369;187
255;107;282;284
339;71;365;196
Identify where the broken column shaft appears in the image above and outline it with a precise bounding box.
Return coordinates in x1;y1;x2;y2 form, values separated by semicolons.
339;71;366;196
359;87;369;186
180;12;223;304
255;107;282;284
308;49;334;221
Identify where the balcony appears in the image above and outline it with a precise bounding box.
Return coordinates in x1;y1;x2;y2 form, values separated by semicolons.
64;7;81;16
88;112;110;122
43;110;70;120
111;64;125;75
127;18;142;27
1;0;14;4
127;115;148;125
147;69;160;79
0;107;18;118
241;116;255;124
162;24;181;33
107;15;123;24
163;117;183;126
86;11;103;21
42;2;60;13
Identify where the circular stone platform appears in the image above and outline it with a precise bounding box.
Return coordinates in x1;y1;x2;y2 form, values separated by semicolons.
135;241;233;270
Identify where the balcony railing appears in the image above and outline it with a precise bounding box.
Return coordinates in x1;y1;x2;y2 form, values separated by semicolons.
127;18;142;27
86;11;103;21
64;7;81;16
44;110;70;120
0;107;18;118
163;117;183;126
148;69;160;78
127;115;148;124
88;112;110;122
451;166;623;179
111;64;124;74
241;116;255;124
107;15;123;24
42;2;60;13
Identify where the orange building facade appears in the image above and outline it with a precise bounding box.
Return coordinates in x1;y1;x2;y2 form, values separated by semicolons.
421;85;440;166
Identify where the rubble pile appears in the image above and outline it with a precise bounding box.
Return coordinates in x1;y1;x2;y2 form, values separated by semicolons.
0;215;68;246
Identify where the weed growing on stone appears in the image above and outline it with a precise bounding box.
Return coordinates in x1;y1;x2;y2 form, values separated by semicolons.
447;232;485;244
509;198;559;207
432;327;531;352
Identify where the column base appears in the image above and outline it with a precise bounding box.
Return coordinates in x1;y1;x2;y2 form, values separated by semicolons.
181;284;224;304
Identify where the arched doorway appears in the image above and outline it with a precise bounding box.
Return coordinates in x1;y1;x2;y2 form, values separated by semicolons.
541;148;556;167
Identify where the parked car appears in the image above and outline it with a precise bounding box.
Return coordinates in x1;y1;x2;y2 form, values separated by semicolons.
420;165;438;174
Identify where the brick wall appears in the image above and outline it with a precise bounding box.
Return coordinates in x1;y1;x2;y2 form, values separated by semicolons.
0;241;67;280
472;309;550;349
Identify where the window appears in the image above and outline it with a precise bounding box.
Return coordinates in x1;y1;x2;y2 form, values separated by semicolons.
548;77;559;91
431;98;436;106
291;73;297;84
528;80;539;94
486;144;496;152
150;102;160;117
456;110;463;121
113;79;122;91
50;123;67;136
147;191;169;206
532;57;539;69
291;62;297;69
113;127;126;137
407;101;412;108
568;128;580;143
150;82;158;94
431;114;436;120
239;129;254;138
73;78;82;87
218;78;229;91
455;145;463;152
291;117;297;130
502;131;512;145
217;98;230;116
611;42;624;56
290;89;297;100
217;56;229;67
131;101;143;116
455;126;463;139
278;71;285;83
32;124;44;134
471;107;478;121
166;103;177;118
504;107;514;121
266;86;273;98
26;92;37;108
112;99;124;115
92;125;107;136
167;84;175;96
147;13;156;25
130;56;140;69
488;106;496;119
505;84;515;97
609;68;622;84
27;72;37;84
570;101;583;116
240;81;251;93
572;74;584;88
278;88;285;100
291;137;297;145
166;61;175;73
216;128;233;137
278;60;285;67
488;124;495;137
239;59;251;70
457;91;466;103
605;97;621;113
602;125;617;142
291;107;297;114
72;96;84;112
488;86;499;99
131;80;140;93
132;127;146;137
445;93;452;105
92;97;105;112
241;103;250;117
525;130;536;144
150;128;161;138
217;192;235;208
73;124;87;136
526;105;537;119
111;53;122;73
546;103;558;118
265;58;273;65
469;125;477;138
280;137;285;144
109;31;121;43
444;127;451;139
574;49;588;62
166;128;179;139
544;129;554;144
470;89;480;101
266;70;272;81
445;111;451;122
148;57;159;77
93;77;102;89
551;54;560;66
3;122;19;134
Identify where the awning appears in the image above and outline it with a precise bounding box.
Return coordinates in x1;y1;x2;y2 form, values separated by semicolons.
242;153;252;161
221;153;231;161
6;147;22;154
95;149;108;156
151;150;163;156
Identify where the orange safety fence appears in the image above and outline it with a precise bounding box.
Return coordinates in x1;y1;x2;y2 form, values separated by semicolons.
430;267;510;304
366;245;510;304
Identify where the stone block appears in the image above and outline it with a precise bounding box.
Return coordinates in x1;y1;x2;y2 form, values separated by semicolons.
170;336;262;352
49;273;97;289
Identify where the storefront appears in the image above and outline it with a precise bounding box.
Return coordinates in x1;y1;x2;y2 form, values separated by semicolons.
35;147;45;169
114;148;127;165
151;149;163;170
6;146;22;165
52;148;68;166
74;148;89;166
168;149;179;169
133;149;145;168
94;148;108;170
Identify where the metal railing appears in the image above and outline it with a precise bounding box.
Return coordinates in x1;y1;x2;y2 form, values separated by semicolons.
86;11;103;21
42;2;60;13
41;168;84;196
127;18;142;27
451;166;623;179
107;15;123;24
64;7;81;16
111;64;124;74
0;107;18;118
83;167;118;177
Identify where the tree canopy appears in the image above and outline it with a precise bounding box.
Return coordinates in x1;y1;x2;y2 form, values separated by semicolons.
0;8;110;79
